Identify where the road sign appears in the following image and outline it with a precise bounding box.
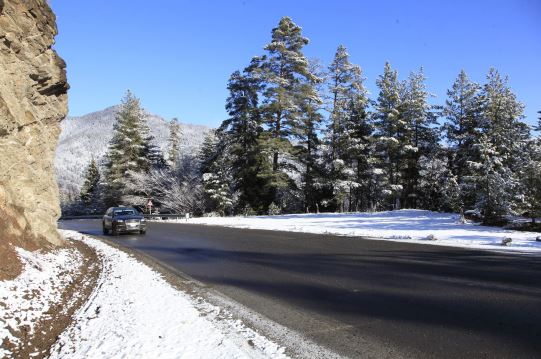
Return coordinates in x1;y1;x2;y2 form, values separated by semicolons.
147;199;153;208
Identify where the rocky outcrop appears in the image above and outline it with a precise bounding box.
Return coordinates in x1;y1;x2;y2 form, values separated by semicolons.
0;0;68;278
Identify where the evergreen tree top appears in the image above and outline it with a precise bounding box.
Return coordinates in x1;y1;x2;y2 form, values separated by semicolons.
262;16;315;84
266;17;309;52
375;62;402;117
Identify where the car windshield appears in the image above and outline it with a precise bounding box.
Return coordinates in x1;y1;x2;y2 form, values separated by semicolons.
114;209;136;216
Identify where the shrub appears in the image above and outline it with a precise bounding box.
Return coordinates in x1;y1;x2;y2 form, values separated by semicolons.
268;203;281;216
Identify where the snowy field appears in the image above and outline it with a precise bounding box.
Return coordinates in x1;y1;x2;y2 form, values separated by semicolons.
183;210;541;254
50;230;288;359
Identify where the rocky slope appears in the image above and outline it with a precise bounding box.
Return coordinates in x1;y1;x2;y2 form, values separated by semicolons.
0;0;68;278
55;106;211;198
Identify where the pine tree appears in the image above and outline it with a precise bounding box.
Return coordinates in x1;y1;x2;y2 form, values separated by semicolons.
326;45;371;211
221;62;273;212
400;68;439;208
443;70;483;210
476;69;528;220
79;157;101;208
373;62;405;209
517;137;541;223
168;118;182;169
482;69;529;171
345;98;373;211
143;139;167;170
418;152;460;212
102;91;154;207
260;16;317;204
471;136;516;224
294;60;325;212
198;131;234;215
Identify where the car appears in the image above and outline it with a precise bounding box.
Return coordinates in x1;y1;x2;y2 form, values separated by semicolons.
102;207;147;236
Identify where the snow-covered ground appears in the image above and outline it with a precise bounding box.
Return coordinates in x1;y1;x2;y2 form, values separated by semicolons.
0;246;83;358
51;230;288;359
183;210;541;254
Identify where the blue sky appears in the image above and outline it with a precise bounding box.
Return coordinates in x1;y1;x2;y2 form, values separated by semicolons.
50;0;540;128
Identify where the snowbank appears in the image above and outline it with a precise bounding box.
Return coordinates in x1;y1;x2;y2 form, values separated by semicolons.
51;230;288;359
184;210;541;253
0;246;83;358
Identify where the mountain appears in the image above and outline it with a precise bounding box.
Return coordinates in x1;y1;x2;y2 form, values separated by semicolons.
55;105;212;198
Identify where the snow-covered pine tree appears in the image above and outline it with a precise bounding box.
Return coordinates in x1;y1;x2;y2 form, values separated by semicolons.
516;110;541;224
326;45;371;211
475;69;529;221
79;157;101;211
443;70;483;211
516;136;541;224
481;69;529;172
327;45;359;163
470;135;516;224
102;91;154;207
345;97;373;211
418;152;460;212
400;68;439;208
294;59;325;212
143;138;167;170
198;131;235;215
259;16;317;204
373;62;405;210
221;61;273;212
167;118;182;169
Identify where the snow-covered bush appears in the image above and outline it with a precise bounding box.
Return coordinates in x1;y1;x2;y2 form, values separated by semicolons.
268;203;282;216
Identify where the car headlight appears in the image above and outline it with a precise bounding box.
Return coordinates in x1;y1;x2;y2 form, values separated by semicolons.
140;218;146;222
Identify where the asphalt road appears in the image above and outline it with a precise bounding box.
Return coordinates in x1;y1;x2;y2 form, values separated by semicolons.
59;219;541;358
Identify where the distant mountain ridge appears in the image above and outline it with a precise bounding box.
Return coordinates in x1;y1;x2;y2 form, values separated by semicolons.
55;105;212;197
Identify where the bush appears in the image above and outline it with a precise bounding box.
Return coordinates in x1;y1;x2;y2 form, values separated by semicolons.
242;206;258;217
267;203;281;216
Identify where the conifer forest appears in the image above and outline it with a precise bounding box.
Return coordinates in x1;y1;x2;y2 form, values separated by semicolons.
72;17;541;226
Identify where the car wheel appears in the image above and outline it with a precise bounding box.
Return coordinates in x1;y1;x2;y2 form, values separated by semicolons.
102;223;109;235
139;230;146;235
112;225;119;236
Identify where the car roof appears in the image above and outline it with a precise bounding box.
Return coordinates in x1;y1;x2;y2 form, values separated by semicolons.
110;207;137;211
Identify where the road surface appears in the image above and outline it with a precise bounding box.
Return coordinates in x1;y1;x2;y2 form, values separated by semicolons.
59;219;541;358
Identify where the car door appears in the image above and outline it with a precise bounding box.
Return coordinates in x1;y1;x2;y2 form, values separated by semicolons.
104;209;113;229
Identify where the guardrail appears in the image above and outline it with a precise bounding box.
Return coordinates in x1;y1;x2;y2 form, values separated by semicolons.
59;214;186;220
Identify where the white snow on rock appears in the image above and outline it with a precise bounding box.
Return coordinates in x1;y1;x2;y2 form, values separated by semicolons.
51;230;288;359
0;246;83;358
183;209;541;254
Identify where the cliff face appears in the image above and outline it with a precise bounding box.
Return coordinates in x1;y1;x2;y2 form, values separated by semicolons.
0;0;69;278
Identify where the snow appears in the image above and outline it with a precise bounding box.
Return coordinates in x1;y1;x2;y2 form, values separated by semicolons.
51;230;288;359
0;247;83;358
182;209;541;254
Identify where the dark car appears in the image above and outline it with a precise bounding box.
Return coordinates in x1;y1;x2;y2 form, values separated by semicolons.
102;207;147;236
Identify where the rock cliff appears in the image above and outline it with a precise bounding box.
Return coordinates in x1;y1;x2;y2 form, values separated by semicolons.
0;0;68;278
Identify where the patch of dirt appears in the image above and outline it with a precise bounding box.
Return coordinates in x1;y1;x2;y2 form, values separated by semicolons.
0;205;57;281
3;240;102;359
0;243;23;281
